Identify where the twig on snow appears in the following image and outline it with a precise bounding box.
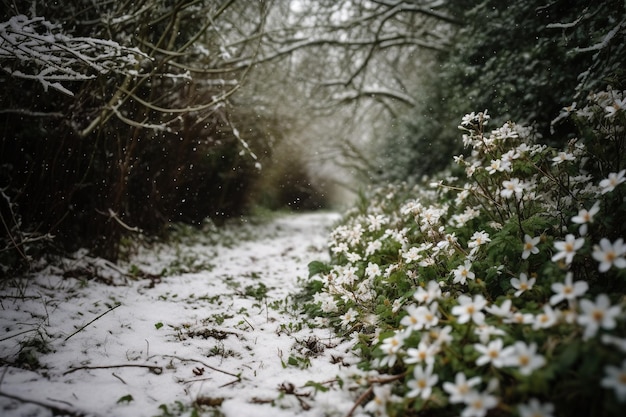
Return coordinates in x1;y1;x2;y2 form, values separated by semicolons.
111;372;127;384
345;385;373;417
153;354;241;379
0;327;38;342
63;363;162;375
63;303;121;342
345;373;407;417
0;390;87;416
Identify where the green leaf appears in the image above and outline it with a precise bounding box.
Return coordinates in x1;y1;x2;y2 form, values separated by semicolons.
154;322;163;330
304;380;330;393
308;260;331;278
117;394;133;404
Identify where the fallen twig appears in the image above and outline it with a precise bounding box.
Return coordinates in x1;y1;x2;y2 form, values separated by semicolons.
0;390;87;416
345;385;373;417
344;373;407;417
64;303;121;342
63;363;162;375
111;372;127;384
154;354;241;379
0;327;38;342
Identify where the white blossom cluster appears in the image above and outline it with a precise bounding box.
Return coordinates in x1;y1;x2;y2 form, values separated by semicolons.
308;93;626;416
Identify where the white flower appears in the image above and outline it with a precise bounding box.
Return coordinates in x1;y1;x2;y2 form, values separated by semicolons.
406;364;438;400
365;262;382;279
521;234;540;259
401;302;439;331
315;292;338;313
461;112;477;127
532;304;559;330
405;340;438;365
402;246;423;263
551;234;585;265
367;214;388;232
505;311;535;325
452;260;475;285
418;302;440;329
474;324;506;344
486;158;510;174
345;252;362;263
443;372;481;404
604;97;626;118
469;230;491;248
365;239;382;256
592;238;626;272
510;273;535;297
501;178;524;199
601;359;626;402
413;280;442;304
340;308;358;328
577;294;622;340
602;335;626;353
474;339;514;368
461;391;498;417
401;304;424;331
378;331;404;367
505;341;546;375
551;151;576;166
364;385;395;414
571;201;600;236
427;325;454;348
391;299;403;313
599;169;626;194
452;294;487;325
518;398;555;417
485;299;513;318
550;272;588;305
337;266;359;286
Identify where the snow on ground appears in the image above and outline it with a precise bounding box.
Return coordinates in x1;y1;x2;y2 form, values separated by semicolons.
0;212;362;417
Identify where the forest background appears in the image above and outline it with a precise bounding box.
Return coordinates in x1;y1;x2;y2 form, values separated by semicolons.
1;0;624;269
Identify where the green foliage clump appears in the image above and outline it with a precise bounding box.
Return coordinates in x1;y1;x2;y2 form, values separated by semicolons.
304;97;626;416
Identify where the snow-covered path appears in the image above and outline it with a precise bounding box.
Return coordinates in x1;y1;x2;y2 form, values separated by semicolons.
0;212;360;417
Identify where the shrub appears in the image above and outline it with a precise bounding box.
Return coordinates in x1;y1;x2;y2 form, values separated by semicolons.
305;91;626;416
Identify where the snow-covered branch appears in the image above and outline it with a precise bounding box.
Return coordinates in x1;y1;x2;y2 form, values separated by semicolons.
0;14;147;96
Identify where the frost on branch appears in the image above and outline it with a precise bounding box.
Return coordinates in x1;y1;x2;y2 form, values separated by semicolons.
0;14;147;96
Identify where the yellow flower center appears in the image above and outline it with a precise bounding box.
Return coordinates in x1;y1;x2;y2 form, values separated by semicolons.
472;399;484;410
592;309;604;322
519;355;530;366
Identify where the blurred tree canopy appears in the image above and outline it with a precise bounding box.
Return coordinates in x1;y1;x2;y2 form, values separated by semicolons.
375;0;626;183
